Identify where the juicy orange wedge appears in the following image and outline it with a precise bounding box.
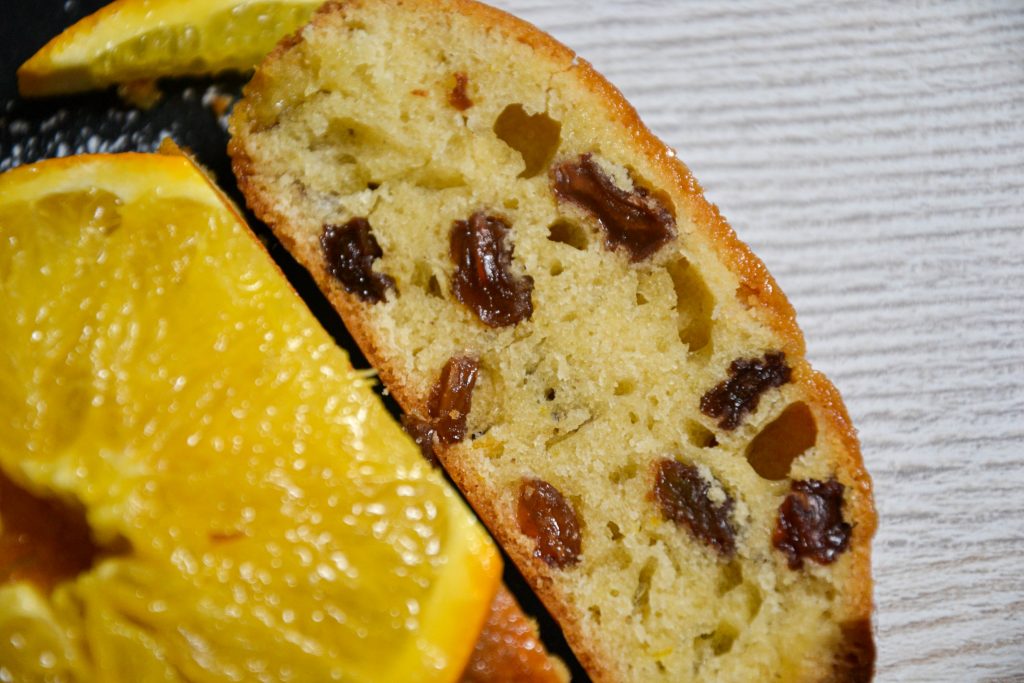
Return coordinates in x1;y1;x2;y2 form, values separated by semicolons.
18;0;326;97
0;151;501;682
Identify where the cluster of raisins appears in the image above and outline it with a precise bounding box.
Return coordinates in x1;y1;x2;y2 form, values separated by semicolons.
320;152;677;323
321;153;851;575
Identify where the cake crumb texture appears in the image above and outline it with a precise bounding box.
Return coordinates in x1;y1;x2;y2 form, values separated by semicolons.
230;1;876;680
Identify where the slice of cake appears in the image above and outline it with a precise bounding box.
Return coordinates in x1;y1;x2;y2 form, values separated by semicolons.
229;1;877;680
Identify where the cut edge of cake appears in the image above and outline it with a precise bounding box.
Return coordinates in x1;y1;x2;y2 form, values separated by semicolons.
228;1;877;681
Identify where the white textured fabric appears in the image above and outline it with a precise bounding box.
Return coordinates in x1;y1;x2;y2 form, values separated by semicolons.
485;1;1024;681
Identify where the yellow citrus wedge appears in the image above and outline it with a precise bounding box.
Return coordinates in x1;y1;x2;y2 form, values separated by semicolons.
0;151;501;682
18;0;326;97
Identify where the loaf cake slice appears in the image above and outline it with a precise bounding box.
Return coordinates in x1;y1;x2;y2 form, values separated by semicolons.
229;1;877;680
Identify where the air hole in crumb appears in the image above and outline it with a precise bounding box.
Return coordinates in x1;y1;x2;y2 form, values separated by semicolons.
503;197;519;210
746;584;764;619
412;260;443;297
629;412;639;425
545;388;556;401
476;435;504;459
607;521;623;541
588;605;602;624
716;562;744;596
609;462;638;484
686;421;718;449
636;291;649;305
710;623;738;655
547;219;589;251
633;558;657;619
666;257;714;354
549;260;564;277
745;402;817;480
410;166;467;190
614;379;636;396
367;182;380;190
611;545;632;569
493;103;562;178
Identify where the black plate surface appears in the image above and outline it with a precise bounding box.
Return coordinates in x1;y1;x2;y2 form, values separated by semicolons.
0;2;587;679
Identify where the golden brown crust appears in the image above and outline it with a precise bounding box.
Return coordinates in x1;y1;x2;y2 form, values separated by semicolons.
229;1;876;680
232;128;618;683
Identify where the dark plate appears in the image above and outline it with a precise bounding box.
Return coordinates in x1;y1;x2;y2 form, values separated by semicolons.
0;1;586;680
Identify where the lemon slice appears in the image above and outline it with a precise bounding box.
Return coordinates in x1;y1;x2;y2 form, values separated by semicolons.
0;152;501;682
18;0;325;97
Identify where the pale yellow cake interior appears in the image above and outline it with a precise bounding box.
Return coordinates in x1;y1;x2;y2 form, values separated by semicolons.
231;2;872;681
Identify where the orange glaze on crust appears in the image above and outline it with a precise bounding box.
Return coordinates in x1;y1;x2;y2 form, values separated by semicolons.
460;586;568;683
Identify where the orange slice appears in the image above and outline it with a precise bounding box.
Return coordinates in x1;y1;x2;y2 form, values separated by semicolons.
18;0;325;97
0;151;500;682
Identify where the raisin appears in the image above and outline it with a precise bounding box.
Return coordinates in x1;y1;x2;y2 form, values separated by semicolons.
449;72;473;111
773;479;852;570
401;413;440;467
550;154;676;262
652;459;736;557
320;218;395;303
429;355;480;445
517;478;582;568
700;352;792;430
450;212;534;327
401;356;479;463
